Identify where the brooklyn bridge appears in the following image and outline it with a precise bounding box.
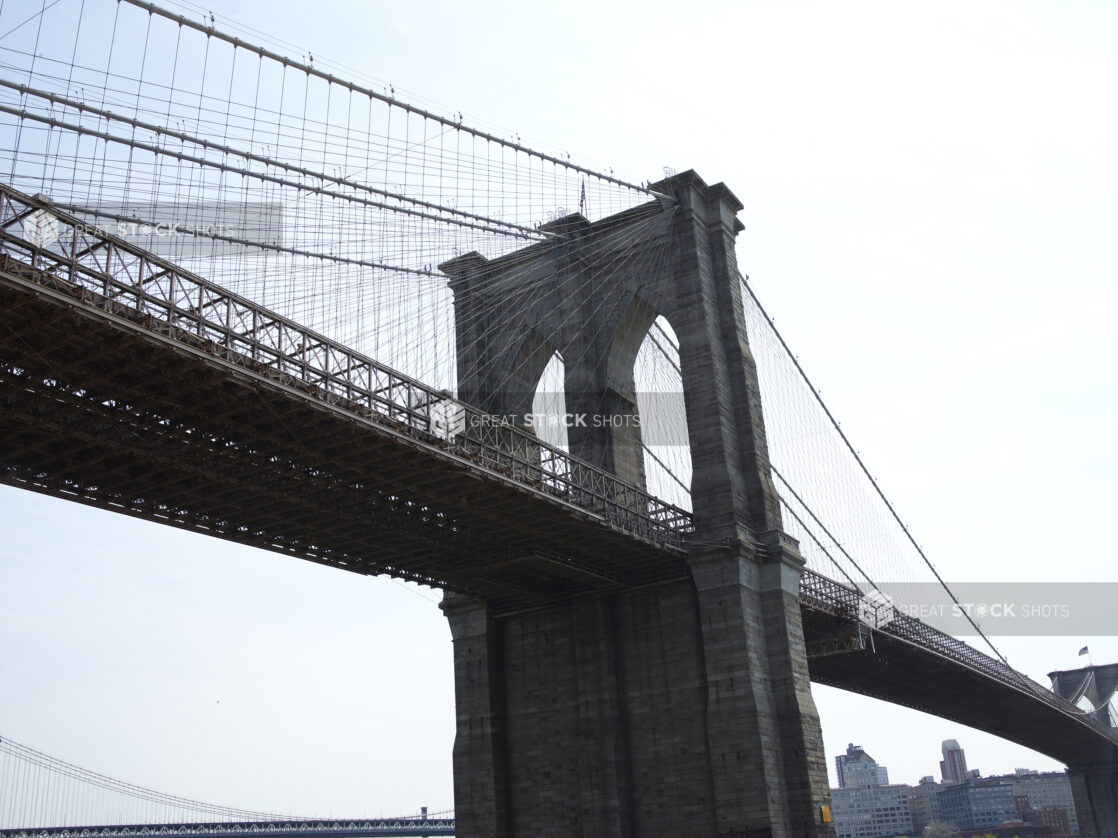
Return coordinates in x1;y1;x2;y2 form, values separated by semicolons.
1;1;1115;836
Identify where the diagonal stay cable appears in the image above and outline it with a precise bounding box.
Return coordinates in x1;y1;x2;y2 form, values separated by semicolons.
739;272;1008;665
770;464;879;593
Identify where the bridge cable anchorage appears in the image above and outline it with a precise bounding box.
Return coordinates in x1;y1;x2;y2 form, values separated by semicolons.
738;271;1009;665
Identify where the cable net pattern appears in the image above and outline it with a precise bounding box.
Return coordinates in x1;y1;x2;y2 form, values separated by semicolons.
0;0;650;391
740;274;1005;659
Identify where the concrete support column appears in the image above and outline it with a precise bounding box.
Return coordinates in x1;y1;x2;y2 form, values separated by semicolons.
667;173;835;837
568;597;633;837
688;545;789;837
1069;761;1118;838
688;534;835;838
757;531;835;838
441;592;508;838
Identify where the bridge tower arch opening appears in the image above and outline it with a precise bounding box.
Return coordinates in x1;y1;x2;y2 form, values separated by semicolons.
440;171;835;838
629;312;693;511
530;348;570;454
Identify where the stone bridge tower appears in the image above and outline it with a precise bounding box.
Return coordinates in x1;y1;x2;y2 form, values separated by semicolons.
439;171;836;838
1050;664;1118;838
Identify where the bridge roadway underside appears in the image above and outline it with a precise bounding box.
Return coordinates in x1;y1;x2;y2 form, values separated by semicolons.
803;609;1118;768
0;265;687;615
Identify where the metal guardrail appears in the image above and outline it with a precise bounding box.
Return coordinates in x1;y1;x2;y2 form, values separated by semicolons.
799;569;1112;727
0;820;456;838
0;183;693;551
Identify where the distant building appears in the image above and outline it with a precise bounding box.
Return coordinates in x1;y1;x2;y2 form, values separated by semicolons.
832;736;1077;837
909;776;943;832
940;738;969;784
1027;806;1071;837
831;784;913;838
835;743;889;788
987;770;1079;835
961;823;1054;838
831;744;910;838
939;779;1019;832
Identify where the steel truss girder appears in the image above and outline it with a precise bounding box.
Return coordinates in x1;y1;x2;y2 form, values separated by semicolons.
0;183;691;554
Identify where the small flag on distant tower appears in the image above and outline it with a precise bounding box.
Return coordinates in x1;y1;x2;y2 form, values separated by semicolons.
1079;646;1089;656
579;181;587;216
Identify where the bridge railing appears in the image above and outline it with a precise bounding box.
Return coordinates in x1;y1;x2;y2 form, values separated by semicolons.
0;184;692;551
799;569;1105;724
0;821;456;838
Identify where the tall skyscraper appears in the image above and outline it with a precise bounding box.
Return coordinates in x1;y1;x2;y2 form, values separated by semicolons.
940;739;969;785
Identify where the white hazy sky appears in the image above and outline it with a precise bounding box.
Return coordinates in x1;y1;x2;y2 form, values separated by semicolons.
2;0;1117;820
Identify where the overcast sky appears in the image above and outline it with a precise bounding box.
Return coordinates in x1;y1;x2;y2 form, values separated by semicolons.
1;0;1116;820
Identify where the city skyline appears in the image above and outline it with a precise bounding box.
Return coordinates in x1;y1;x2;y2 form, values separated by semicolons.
829;733;1078;788
828;737;1080;836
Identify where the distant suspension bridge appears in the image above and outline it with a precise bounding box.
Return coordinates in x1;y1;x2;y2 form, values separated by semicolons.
0;737;452;837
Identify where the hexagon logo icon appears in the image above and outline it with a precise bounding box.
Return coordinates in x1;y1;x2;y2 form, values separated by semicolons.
430;398;465;441
21;209;59;248
858;589;895;629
